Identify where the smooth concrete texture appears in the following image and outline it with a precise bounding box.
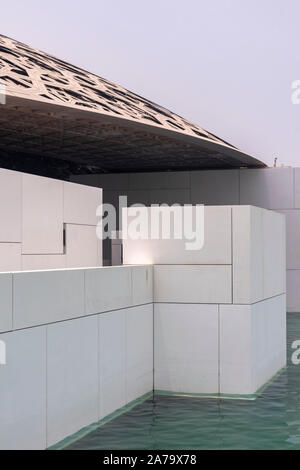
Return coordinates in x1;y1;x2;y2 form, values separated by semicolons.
240;168;294;210
149;189;190;206
232;206;286;303
131;265;153;305
47;316;99;447
263;209;286;299
22;173;64;255
98;309;127;418
21;254;66;271
126;304;153;402
154;265;232;304
123;206;231;265
232;205;263;304
294;168;300;208
0;327;46;450
128;171;190;190
0;243;21;271
286;270;300;312
85;266;132;315
154;303;219;394
13;269;85;329
191;169;239;205
0;168;21;242
85;265;153;315
0;168;102;272
82;167;297;310
0;273;12;333
219;294;286;395
65;224;102;268
63;181;102;225
277;209;300;270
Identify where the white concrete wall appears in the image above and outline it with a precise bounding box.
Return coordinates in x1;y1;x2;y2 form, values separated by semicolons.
123;205;286;397
0;265;153;449
0;168;102;271
72;167;297;310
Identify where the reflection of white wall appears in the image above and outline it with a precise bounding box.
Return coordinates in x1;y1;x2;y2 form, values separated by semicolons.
0;168;102;271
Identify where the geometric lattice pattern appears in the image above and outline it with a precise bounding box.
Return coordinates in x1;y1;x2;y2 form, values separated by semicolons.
0;34;232;147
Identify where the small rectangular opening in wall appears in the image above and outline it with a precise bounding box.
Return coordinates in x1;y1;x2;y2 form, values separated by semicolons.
63;224;66;254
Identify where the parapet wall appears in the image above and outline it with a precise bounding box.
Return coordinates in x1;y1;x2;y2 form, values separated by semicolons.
0;205;286;449
0;168;102;271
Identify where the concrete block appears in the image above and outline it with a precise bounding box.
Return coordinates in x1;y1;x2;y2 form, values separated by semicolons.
0;327;46;450
129;171;190;190
131;265;153;305
277;210;300;269
0;273;12;333
220;295;286;395
287;270;300;312
85;266;132;315
123;206;231;265
65;224;102;268
0;168;21;242
154;303;218;394
13;269;85;329
63;181;102;225
263;209;286;298
98;310;126;418
46;316;98;447
232;206;263;304
240;168;294;209
294;168;300;208
126;304;153;402
154;265;232;304
21;254;66;271
22;173;63;254
0;243;21;272
191;169;239;205
149;189;190;205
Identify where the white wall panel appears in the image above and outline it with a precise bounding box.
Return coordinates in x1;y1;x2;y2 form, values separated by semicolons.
240;168;294;209
64;181;102;225
0;327;46;450
154;265;232;304
191;169;239;205
22;173;63;254
0;243;21;272
85;266;132;315
98;310;126;418
123;206;231;265
0;169;21;242
13;269;85;329
65;224;102;268
46;316;98;447
154;303;218;394
126;304;153;402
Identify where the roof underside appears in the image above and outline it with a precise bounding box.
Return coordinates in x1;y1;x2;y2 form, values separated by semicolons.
0;34;265;177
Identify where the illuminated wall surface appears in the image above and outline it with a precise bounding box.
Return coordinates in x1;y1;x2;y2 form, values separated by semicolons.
0;168;102;271
73;167;299;311
0;205;286;449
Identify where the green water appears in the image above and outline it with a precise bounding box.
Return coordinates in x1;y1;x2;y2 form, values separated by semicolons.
65;314;300;450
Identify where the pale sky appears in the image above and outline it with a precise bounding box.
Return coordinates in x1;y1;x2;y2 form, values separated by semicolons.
2;0;300;167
